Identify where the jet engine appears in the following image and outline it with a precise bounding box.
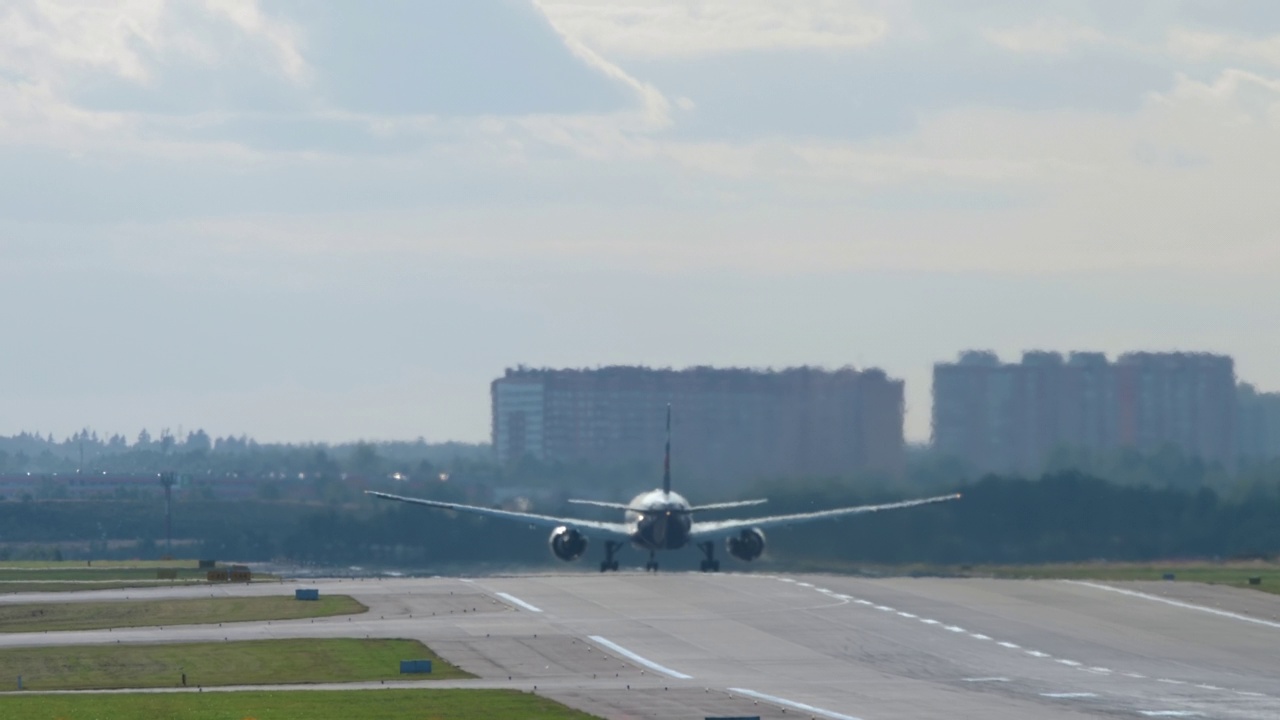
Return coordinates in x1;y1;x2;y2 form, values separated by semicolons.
726;527;766;562
549;526;588;562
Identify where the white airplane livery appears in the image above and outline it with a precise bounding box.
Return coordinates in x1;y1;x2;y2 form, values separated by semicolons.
367;406;960;572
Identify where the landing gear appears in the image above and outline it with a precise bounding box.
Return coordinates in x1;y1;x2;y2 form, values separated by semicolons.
599;541;622;572
644;550;659;573
697;541;720;572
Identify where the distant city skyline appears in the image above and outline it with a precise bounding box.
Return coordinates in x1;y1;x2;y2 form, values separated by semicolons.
3;1;1279;444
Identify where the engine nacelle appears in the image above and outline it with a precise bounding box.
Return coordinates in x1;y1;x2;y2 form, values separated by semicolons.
549;526;588;562
726;527;766;562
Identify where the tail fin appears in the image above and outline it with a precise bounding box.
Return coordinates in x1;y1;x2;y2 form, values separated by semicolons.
663;403;672;495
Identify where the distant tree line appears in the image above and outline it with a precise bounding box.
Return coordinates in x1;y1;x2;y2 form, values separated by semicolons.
0;470;1276;569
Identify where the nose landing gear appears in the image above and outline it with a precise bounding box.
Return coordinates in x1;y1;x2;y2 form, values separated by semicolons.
600;541;622;572
645;550;659;572
697;541;720;572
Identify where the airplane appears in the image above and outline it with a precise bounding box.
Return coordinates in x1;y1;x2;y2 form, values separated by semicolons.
367;406;961;572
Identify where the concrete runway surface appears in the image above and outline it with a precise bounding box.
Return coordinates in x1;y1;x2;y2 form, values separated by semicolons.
2;572;1278;719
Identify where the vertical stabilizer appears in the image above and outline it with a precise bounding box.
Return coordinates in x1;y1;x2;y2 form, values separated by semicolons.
663;404;672;495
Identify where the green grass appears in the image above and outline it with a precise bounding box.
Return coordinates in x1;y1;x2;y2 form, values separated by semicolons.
795;558;1280;596
0;638;472;691
0;560;203;570
972;561;1280;594
0;689;595;719
0;595;366;633
0;580;212;594
0;561;278;594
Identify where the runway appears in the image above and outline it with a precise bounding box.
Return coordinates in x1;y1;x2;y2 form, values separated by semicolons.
3;573;1278;719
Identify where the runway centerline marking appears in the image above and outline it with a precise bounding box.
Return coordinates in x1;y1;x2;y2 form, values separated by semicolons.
731;688;863;720
1065;580;1280;631
588;636;692;680
1138;712;1205;717
493;592;542;613
962;677;1010;683
1041;692;1098;698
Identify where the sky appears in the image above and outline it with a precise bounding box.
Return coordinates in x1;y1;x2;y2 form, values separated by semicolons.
2;0;1279;445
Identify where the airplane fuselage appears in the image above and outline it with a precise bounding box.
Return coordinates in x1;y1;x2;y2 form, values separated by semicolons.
624;489;693;551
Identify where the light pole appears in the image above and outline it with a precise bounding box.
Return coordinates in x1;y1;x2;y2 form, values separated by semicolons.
159;472;176;557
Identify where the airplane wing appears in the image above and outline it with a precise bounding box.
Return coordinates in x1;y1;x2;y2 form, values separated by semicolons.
367;491;634;541
690;493;960;540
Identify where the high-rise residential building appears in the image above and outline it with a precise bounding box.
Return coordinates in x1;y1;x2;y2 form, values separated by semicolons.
932;351;1238;475
491;366;905;484
1238;383;1280;462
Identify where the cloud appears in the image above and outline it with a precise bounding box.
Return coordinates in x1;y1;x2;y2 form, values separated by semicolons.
983;17;1109;55
1168;29;1280;69
536;0;889;59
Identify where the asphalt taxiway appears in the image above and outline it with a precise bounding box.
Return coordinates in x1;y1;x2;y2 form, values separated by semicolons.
2;572;1278;719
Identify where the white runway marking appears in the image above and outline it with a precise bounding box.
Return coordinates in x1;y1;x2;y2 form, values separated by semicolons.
777;574;1275;704
1041;692;1098;698
493;592;542;613
1138;712;1204;717
731;688;863;720
588;636;692;680
1066;580;1280;631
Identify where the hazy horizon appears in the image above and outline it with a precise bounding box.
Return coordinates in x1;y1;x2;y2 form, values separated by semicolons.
3;1;1278;444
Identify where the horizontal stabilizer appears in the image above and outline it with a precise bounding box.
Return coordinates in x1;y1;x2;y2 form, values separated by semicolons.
568;497;769;514
568;499;637;511
687;499;768;512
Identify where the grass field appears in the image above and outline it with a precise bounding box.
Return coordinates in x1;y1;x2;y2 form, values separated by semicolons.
0;689;594;719
0;638;472;691
0;594;366;633
0;560;203;570
0;560;277;593
973;561;1280;594
803;559;1280;595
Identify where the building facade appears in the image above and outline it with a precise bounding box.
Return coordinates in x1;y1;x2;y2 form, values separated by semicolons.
491;366;905;484
1238;383;1280;462
933;351;1238;475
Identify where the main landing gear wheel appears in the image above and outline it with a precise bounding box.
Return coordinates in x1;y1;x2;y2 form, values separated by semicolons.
697;541;720;572
600;541;622;572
